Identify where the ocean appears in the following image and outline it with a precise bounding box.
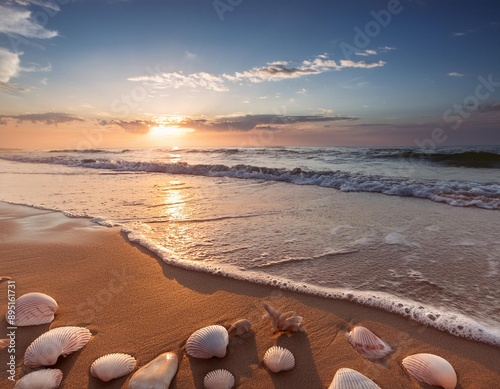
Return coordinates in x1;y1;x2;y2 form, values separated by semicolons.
1;146;499;346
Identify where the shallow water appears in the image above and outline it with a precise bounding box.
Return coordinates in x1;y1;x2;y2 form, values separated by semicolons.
1;147;499;346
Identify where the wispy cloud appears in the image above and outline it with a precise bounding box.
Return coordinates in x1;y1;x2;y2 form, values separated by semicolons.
451;32;466;37
0;5;58;39
0;112;83;125
101;119;153;134
355;49;378;56
20;62;51;73
295;88;307;94
0;47;20;83
448;72;464;77
129;54;386;92
11;0;61;12
128;71;229;92
178;114;358;132
185;51;197;59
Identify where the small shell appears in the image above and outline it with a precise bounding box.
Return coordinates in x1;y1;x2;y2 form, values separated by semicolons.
14;369;63;389
402;353;457;389
24;326;92;368
7;292;58;326
128;352;178;389
0;338;9;350
346;326;392;359
228;319;252;336
328;368;381;389
90;353;136;382
204;369;235;389
263;346;295;373
186;325;229;359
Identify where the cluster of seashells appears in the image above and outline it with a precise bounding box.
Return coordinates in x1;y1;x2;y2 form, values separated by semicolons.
2;290;458;388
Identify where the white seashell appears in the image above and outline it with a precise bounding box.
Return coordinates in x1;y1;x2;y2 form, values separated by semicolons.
128;352;178;389
402;353;457;389
186;325;229;359
0;338;9;350
7;292;58;326
90;353;136;382
328;368;381;389
14;368;63;389
24;326;92;368
0;276;11;282
346;326;392;359
228;319;252;336
204;369;235;389
263;303;305;332
263;346;295;373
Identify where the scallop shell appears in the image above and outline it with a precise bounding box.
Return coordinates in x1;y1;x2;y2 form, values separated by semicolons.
328;368;381;389
402;353;457;389
7;292;58;326
128;352;178;389
24;326;92;368
14;368;63;389
90;353;136;382
204;369;235;389
263;346;295;373
186;325;229;359
346;326;392;359
228;319;252;336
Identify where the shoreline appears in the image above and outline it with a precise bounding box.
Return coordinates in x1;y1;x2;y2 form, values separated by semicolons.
1;202;499;388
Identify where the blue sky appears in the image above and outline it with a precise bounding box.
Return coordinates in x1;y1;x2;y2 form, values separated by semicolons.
0;0;499;148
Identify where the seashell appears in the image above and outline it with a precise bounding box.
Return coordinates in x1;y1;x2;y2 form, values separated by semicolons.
228;319;252;336
204;369;235;389
14;368;63;389
186;325;229;359
90;353;136;382
346;326;392;359
402;353;457;389
0;276;11;282
24;326;92;368
7;292;58;326
263;346;295;373
0;338;9;350
263;303;305;332
128;352;178;389
328;368;381;389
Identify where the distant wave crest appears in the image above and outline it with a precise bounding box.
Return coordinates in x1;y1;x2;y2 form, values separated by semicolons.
1;154;499;209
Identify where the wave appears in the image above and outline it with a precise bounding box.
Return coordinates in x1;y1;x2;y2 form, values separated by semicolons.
375;150;500;169
1;155;499;209
48;148;132;154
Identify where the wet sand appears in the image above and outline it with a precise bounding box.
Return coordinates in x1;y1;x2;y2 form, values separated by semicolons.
0;202;499;388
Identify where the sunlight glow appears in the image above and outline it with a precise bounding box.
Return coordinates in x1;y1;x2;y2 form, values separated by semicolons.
150;125;194;137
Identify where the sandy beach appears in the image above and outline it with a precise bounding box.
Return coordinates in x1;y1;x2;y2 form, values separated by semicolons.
1;202;499;388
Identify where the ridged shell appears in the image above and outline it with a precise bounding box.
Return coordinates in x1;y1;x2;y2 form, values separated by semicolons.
24;326;92;368
228;319;252;336
346;326;392;359
186;325;229;359
14;369;63;389
402;353;457;389
328;368;381;389
204;369;235;389
90;353;136;382
0;338;9;350
128;352;178;389
263;346;295;373
7;292;58;326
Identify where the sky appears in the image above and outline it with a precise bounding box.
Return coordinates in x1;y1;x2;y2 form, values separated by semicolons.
0;0;499;149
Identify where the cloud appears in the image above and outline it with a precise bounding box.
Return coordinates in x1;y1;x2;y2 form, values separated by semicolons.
355;49;378;56
339;60;385;69
178;114;358;132
0;48;20;83
0;112;84;125
20;62;51;73
0;4;58;39
295;88;307;94
100;119;154;134
452;32;466;37
128;54;386;92
128;71;229;92
12;0;61;11
447;72;464;77
476;102;500;114
185;51;196;59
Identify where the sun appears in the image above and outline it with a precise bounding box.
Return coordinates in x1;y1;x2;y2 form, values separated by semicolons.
149;125;193;137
